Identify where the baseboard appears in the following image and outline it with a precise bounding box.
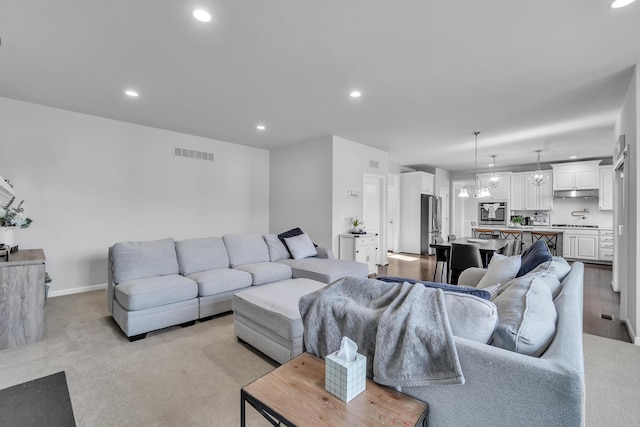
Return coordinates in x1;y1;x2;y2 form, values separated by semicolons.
624;319;639;345
48;283;107;298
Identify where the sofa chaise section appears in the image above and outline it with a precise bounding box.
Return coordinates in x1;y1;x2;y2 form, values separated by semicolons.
108;238;199;340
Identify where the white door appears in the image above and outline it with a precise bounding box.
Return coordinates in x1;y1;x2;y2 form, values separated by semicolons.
439;187;449;237
363;174;386;266
387;174;400;253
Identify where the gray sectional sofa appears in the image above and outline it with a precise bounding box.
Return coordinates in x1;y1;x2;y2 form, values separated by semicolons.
107;233;368;340
300;241;586;427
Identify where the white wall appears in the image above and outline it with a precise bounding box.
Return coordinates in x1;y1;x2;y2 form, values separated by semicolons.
269;136;333;248
0;97;269;294
614;65;639;344
332;136;389;257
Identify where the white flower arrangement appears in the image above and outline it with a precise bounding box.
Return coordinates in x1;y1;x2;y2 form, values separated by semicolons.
1;197;33;228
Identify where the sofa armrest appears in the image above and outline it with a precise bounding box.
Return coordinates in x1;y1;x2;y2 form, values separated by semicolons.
457;267;487;287
315;247;335;260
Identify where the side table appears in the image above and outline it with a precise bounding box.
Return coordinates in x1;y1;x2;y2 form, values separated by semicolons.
241;352;428;426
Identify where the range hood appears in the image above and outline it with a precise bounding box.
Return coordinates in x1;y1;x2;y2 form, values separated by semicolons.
553;189;599;199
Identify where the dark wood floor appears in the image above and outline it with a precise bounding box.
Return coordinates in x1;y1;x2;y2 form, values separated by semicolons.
378;253;630;343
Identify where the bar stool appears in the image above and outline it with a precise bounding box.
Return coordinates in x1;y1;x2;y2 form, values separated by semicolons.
531;231;559;256
499;230;524;255
473;228;496;239
432;237;450;283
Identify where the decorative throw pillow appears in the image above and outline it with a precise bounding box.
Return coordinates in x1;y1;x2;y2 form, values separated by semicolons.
530;256;572;283
263;234;291;262
516;240;552;277
284;233;318;259
278;227;318;256
476;254;521;290
491;273;557;356
442;292;498;344
377;276;490;300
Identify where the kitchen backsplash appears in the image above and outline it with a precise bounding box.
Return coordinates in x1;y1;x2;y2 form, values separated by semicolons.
513;198;613;228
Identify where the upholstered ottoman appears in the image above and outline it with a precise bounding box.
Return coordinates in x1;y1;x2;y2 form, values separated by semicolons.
232;278;327;364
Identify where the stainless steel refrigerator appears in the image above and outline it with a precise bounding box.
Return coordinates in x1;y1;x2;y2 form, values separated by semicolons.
420;194;442;255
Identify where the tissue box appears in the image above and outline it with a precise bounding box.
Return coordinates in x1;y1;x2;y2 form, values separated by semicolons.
325;352;366;403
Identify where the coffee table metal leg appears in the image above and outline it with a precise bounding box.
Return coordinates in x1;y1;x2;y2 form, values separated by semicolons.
241;390;246;427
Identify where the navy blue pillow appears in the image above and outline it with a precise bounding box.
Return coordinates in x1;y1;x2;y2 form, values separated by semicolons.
516;240;552;277
376;276;490;300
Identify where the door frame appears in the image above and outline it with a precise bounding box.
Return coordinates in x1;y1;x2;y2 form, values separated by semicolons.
363;173;387;266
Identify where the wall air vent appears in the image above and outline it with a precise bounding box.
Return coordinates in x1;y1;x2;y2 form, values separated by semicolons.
369;160;379;169
173;147;214;162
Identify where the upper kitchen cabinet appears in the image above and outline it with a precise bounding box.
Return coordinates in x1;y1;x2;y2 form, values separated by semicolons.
599;165;613;211
510;171;553;211
551;160;601;191
477;172;511;200
402;171;434;195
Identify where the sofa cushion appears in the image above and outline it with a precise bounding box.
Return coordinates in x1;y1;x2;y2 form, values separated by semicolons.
115;275;198;311
234;262;292;285
223;234;270;267
491;272;557;356
476;254;521;290
263;234;291;262
284;233;318;259
377;276;490;300
175;237;229;276
187;268;252;296
517;240;552;277
277;258;369;284
111;238;179;284
443;292;498;344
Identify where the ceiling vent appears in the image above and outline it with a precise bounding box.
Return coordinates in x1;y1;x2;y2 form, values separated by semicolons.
369;160;379;169
173;147;214;162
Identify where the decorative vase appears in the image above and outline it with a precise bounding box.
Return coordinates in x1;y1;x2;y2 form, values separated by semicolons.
0;226;15;247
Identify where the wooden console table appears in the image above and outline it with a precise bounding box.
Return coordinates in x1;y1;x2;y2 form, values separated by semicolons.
0;249;46;350
241;352;428;426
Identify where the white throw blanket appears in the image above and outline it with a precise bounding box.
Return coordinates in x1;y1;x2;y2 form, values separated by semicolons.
299;277;464;387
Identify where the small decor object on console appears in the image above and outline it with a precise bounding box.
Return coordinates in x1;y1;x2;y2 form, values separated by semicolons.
348;217;365;234
325;336;366;403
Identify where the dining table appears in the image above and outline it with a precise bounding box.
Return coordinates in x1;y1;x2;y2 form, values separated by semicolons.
430;237;511;281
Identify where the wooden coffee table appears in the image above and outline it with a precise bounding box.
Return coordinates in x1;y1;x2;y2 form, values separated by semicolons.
241;352;428;426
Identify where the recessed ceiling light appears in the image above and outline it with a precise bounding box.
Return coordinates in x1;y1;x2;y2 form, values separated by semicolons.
488;163;494;167
569;155;577;159
256;124;266;131
193;9;212;22
610;0;636;8
125;90;139;97
350;90;362;98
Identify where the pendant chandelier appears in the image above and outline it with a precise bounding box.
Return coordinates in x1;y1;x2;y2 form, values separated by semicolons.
488;155;500;188
458;132;491;198
529;150;549;186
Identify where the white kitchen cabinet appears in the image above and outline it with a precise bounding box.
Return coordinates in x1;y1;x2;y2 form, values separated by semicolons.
477;172;511;200
402;171;434;196
339;234;379;275
599;166;613;211
509;171;553;211
551;161;600;191
563;229;598;260
598;229;614;262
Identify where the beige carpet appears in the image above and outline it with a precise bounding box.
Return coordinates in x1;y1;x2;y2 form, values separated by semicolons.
0;290;639;426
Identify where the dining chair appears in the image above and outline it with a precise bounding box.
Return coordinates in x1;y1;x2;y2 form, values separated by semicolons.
497;240;514;257
448;234;457;242
499;229;524;255
432;236;450;283
450;243;483;285
531;231;559;256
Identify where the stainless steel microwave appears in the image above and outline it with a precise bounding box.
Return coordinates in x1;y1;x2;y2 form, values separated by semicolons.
478;202;508;226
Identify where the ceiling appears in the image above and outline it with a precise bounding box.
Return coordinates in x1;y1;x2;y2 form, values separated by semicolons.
1;1;639;172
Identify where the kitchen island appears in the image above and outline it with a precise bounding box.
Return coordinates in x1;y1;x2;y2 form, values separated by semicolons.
471;225;611;264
